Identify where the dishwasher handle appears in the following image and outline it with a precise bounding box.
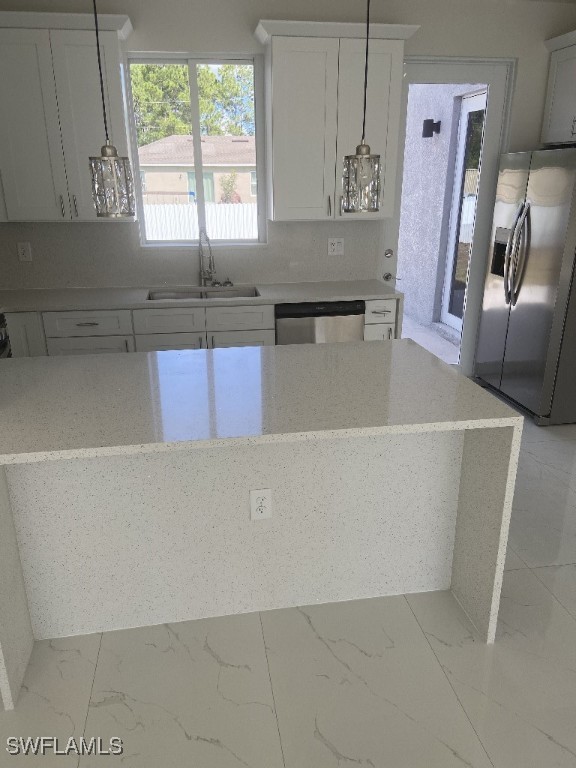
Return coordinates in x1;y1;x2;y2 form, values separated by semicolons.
275;300;365;319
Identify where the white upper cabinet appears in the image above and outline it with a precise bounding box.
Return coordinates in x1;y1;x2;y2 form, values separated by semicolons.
542;31;576;145
0;13;131;222
336;39;404;219
256;21;418;222
51;30;129;221
0;30;68;221
269;37;339;221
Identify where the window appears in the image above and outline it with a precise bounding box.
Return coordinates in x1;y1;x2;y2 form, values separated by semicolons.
129;59;262;243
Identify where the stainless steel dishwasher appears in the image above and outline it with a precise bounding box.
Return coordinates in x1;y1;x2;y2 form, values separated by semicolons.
275;300;365;344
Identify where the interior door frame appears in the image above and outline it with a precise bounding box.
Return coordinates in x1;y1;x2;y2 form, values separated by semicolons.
384;57;516;376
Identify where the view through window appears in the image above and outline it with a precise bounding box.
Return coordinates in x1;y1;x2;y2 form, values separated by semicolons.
129;61;259;242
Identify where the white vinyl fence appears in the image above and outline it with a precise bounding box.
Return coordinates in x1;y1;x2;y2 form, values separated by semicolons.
143;203;258;241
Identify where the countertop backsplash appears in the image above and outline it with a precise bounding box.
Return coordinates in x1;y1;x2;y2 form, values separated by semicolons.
0;219;388;290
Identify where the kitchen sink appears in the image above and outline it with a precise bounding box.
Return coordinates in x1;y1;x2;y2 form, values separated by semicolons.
147;290;204;300
202;287;259;299
147;286;259;300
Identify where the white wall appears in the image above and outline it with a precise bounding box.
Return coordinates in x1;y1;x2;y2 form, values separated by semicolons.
1;0;576;289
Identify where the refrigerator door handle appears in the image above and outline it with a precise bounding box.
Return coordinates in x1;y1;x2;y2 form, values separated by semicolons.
504;203;525;304
511;202;531;307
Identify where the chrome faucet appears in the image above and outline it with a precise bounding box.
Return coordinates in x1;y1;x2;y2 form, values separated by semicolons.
199;229;217;287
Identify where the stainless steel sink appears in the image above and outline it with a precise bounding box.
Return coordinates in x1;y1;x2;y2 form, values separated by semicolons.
147;289;203;300
202;287;259;299
147;286;259;300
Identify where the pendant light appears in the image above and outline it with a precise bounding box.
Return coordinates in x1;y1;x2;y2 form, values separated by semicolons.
342;0;381;214
89;0;135;217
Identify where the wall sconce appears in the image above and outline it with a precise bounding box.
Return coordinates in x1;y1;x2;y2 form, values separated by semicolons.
422;119;441;138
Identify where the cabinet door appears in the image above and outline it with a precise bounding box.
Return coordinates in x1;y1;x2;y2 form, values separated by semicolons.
47;335;134;355
209;330;275;348
542;46;576;145
336;39;404;219
135;333;205;352
205;305;274;331
270;37;339;220
4;312;47;357
50;30;129;221
132;308;206;334
0;30;69;221
363;323;396;341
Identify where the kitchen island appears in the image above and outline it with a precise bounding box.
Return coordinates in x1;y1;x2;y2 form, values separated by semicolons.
0;340;522;709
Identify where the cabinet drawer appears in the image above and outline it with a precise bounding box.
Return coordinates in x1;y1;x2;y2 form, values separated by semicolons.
43;310;133;337
365;299;397;325
132;308;206;334
47;335;134;355
209;330;275;349
205;305;274;332
135;333;205;352
364;323;396;341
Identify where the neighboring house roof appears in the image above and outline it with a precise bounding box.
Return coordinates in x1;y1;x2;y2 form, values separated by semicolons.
138;135;256;167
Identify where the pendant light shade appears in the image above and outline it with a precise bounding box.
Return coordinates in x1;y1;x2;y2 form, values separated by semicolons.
341;0;381;214
89;0;135;218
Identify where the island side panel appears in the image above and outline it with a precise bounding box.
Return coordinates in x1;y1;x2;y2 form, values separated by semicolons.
0;467;34;710
451;424;523;642
7;431;464;640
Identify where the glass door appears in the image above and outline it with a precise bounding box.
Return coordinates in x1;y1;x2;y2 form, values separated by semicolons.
441;91;487;332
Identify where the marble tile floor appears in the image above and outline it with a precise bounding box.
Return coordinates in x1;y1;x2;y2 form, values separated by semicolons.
2;418;576;767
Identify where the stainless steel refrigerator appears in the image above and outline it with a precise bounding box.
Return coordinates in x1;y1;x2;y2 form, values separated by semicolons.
475;148;576;425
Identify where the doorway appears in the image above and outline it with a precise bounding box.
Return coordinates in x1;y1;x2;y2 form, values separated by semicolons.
441;90;487;333
397;84;487;365
385;59;514;375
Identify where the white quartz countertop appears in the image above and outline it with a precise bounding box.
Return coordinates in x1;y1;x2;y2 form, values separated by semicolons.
0;340;521;464
0;280;400;313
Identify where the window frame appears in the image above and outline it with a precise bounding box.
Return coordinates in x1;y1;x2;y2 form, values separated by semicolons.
124;52;267;247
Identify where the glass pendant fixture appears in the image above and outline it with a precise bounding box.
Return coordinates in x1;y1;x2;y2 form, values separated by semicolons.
89;0;135;218
342;0;381;214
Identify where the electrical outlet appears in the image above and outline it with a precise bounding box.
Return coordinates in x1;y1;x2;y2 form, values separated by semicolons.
17;242;32;262
328;238;344;256
250;488;272;520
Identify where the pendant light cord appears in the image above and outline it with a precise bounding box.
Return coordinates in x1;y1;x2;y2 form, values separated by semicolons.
361;0;371;144
92;0;110;144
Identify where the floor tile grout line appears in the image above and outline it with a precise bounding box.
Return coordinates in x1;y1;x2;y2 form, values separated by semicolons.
402;595;496;768
78;631;103;767
258;612;287;768
528;564;576;622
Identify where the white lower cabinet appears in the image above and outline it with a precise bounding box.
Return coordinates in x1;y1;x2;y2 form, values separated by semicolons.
43;309;133;337
209;330;276;348
47;336;134;355
364;323;395;341
135;333;205;352
4;312;47;357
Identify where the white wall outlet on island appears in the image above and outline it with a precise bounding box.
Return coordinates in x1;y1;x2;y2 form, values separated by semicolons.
328;238;344;256
250;488;272;520
17;242;32;262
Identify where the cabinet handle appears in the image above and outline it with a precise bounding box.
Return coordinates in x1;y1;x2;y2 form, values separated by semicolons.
211;335;216;348
572;116;576;137
73;195;79;217
371;310;391;315
327;195;332;217
75;322;99;327
199;336;204;349
388;327;393;340
59;195;66;218
340;195;344;216
124;339;130;352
